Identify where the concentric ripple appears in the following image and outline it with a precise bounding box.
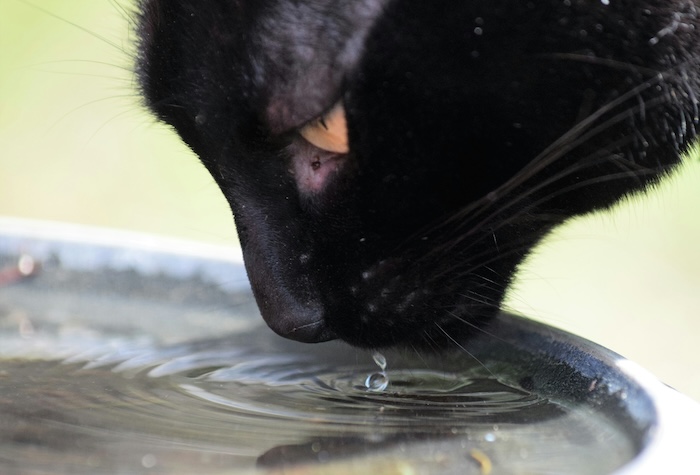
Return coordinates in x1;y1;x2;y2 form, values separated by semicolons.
142;345;549;433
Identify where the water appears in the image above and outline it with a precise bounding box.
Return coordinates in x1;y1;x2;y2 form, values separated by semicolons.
365;351;389;391
0;334;636;475
0;256;638;474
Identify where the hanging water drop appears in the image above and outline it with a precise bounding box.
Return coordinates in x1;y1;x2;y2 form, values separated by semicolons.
372;351;387;371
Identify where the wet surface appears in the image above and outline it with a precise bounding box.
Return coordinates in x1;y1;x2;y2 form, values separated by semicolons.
0;250;637;474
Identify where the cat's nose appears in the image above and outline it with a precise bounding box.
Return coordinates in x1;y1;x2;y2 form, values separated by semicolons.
261;305;337;343
234;204;337;343
281;317;336;343
251;283;337;343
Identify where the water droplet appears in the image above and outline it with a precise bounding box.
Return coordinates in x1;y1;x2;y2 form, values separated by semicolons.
365;372;389;392
365;352;389;391
372;352;387;371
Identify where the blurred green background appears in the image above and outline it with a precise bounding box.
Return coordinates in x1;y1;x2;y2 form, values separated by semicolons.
2;1;699;399
1;0;237;244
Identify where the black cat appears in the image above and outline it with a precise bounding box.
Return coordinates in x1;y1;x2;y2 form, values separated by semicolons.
136;0;700;349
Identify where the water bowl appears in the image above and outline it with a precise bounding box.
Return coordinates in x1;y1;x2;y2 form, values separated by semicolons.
0;217;698;475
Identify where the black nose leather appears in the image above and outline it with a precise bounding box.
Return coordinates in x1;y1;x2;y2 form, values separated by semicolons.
262;305;337;343
249;271;337;343
284;318;337;343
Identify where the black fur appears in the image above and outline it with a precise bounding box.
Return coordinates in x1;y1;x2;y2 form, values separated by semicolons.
136;0;700;348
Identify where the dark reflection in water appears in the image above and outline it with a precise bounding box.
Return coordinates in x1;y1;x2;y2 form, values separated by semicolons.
0;259;635;474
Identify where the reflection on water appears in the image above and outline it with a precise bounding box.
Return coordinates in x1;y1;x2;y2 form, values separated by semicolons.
0;256;636;474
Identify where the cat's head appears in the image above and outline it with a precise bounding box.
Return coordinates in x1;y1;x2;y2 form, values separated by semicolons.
137;0;699;348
